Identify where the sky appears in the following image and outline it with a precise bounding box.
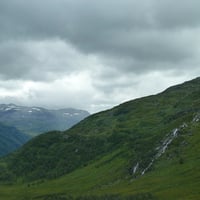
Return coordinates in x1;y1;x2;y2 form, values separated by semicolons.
0;0;200;113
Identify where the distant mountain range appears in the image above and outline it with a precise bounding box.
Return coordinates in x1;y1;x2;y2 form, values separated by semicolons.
0;104;90;137
0;104;89;157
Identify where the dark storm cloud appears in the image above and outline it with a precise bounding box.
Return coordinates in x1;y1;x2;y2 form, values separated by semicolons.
0;39;91;81
0;41;30;79
0;0;199;112
154;0;200;29
0;0;199;79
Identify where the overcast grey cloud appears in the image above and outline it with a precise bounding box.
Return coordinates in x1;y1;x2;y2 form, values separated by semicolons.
0;0;200;112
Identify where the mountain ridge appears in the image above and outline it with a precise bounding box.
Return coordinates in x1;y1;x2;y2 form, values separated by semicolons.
0;103;90;136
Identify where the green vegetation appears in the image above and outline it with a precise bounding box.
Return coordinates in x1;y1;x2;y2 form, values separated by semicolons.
0;123;30;157
27;193;155;200
0;77;200;199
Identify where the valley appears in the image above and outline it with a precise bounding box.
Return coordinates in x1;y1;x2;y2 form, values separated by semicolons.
0;105;89;157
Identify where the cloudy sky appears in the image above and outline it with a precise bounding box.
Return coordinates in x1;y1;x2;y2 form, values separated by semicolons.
0;0;200;113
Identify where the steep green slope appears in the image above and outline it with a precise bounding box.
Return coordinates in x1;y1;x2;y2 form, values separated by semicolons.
0;77;200;200
0;120;199;200
0;123;30;157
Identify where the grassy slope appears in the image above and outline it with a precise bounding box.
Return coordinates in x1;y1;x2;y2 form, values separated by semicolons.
0;123;30;157
0;77;200;199
0;122;199;200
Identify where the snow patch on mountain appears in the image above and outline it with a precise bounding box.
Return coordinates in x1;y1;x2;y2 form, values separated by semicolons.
141;127;182;176
132;162;139;175
132;120;192;176
193;113;200;122
32;108;41;112
139;114;200;176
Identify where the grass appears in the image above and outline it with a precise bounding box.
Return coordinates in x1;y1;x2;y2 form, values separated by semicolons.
0;122;199;200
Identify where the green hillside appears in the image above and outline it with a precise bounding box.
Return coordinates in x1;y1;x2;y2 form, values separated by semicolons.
0;77;200;200
0;123;30;157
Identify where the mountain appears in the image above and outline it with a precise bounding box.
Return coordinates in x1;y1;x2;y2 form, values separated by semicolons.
0;123;30;157
0;77;200;200
0;104;90;136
